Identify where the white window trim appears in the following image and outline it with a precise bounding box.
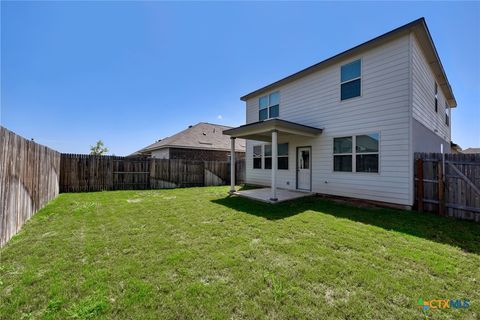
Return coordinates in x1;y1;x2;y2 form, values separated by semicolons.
259;91;280;121
253;143;289;170
340;58;362;102
333;136;353;172
445;102;450;126
264;144;272;170
277;143;289;170
333;133;380;174
277;156;289;170
253;145;262;169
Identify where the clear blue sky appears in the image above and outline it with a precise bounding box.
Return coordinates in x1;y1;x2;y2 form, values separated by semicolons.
1;1;479;155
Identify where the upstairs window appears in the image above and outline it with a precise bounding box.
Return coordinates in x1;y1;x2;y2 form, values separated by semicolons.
253;145;262;169
434;82;438;112
341;60;361;100
259;92;280;121
445;102;449;126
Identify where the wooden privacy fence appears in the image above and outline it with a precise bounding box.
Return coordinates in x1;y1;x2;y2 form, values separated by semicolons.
60;154;245;192
0;127;61;247
415;152;480;222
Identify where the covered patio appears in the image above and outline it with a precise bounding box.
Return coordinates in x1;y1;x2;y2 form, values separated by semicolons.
223;118;323;203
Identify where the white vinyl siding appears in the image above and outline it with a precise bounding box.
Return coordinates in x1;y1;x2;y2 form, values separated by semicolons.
245;34;412;205
411;35;451;142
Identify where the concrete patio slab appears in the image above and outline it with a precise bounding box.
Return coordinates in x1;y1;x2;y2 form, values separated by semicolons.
232;188;314;204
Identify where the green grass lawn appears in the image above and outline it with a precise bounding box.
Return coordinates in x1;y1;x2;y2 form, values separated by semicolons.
1;186;479;319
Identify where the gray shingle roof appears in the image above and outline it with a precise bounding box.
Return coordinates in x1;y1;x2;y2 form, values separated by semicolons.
462;148;480;154
240;18;456;108
132;123;245;156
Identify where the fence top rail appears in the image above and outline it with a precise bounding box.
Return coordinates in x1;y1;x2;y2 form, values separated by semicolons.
113;172;150;174
61;153;149;159
60;153;244;163
1;126;61;156
415;152;480;162
445;160;480;165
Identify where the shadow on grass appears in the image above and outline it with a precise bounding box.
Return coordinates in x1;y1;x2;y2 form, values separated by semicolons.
212;195;480;255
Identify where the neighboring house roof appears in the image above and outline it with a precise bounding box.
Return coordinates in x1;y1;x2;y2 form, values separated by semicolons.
450;142;462;152
240;17;457;108
462;148;480;154
130;122;246;156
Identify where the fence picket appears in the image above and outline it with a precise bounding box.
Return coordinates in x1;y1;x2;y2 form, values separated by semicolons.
415;152;480;221
0;127;61;247
58;154;245;192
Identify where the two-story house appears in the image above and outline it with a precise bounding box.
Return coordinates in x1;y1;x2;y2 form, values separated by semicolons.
224;18;456;208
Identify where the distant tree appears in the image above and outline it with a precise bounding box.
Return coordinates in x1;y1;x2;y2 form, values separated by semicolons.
90;140;109;155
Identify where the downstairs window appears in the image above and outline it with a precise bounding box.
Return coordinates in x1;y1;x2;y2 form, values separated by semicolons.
253;145;262;169
252;143;289;170
334;133;379;173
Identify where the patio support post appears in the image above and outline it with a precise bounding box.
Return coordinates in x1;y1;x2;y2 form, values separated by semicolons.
229;137;236;193
270;130;278;201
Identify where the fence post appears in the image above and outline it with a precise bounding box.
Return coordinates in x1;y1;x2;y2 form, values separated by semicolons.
437;160;445;216
168;159;171;183
203;161;207;186
149;158;154;189
416;158;424;212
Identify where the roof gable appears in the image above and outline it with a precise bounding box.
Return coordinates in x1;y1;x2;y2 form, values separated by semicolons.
463;148;480;154
138;122;245;154
240;18;456;108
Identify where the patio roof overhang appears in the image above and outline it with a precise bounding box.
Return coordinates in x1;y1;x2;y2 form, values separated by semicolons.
222;118;323;142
